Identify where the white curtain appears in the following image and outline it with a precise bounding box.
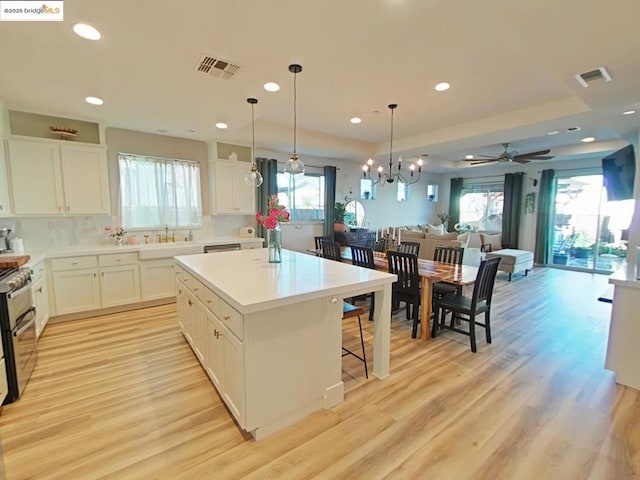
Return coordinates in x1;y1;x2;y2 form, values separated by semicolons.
118;153;202;228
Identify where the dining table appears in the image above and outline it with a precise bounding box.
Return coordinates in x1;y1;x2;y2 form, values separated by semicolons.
338;247;478;340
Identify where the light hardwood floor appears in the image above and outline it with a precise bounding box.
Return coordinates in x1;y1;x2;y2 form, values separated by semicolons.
0;268;638;479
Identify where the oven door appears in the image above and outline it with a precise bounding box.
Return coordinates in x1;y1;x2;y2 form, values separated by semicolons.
11;304;37;397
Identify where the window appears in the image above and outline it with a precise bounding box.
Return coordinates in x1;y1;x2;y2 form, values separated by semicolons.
360;178;376;200
397;182;409;202
118;153;202;229
459;183;503;231
276;172;325;221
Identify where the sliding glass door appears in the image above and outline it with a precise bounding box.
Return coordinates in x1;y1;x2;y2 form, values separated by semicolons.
550;173;633;273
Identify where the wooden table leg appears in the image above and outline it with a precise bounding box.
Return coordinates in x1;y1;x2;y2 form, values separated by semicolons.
420;277;433;340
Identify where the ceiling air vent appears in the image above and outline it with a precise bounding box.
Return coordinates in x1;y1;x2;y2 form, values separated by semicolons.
574;67;612;88
195;54;240;80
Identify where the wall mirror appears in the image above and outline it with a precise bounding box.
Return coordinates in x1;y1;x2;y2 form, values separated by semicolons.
345;200;365;227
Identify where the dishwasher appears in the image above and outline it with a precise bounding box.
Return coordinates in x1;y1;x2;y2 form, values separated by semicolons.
203;244;242;253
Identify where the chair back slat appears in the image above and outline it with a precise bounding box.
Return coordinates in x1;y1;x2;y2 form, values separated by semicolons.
350;245;375;269
470;257;501;308
314;235;333;251
387;251;420;292
320;240;342;262
433;246;464;265
397;241;420;256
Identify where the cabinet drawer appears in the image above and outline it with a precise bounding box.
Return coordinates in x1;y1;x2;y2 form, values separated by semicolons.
174;264;185;281
50;256;97;272
29;259;46;282
203;287;220;316
99;252;139;267
191;278;205;303
220;300;243;340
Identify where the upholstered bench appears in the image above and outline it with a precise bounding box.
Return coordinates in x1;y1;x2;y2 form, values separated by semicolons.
485;248;533;281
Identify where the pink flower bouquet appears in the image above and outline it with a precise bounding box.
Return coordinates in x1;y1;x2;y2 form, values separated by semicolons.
256;195;290;230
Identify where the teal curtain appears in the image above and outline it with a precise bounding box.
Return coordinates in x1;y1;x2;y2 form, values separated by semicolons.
448;178;463;231
501;172;524;248
323;166;337;237
534;169;555;264
255;158;278;242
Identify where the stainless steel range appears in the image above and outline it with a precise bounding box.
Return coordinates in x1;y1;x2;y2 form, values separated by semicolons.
0;267;36;404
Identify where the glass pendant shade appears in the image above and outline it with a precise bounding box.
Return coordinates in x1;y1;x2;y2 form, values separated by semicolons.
244;165;263;187
284;64;305;177
245;97;263;187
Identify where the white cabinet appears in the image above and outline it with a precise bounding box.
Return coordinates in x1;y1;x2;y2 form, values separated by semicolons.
27;258;50;337
0;141;12;216
214;159;255;214
52;268;101;315
177;273;246;427
100;264;140;307
140;259;175;301
7;138;110;216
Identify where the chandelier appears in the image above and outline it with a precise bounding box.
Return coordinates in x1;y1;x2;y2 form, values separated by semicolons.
283;64;305;176
362;104;423;186
244;97;263;187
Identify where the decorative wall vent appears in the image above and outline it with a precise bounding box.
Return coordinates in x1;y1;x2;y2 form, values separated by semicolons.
195;54;240;80
574;67;612;88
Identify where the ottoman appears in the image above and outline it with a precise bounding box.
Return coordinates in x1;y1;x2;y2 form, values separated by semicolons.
485;248;533;281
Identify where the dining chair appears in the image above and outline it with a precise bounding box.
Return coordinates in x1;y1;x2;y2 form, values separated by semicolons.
350;245;376;320
372;239;386;252
320;240;342;262
314;235;334;255
432;246;465;300
342;302;368;378
431;257;501;352
397;241;420;256
386;251;421;338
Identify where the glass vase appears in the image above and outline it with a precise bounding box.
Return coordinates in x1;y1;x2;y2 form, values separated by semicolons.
267;226;282;263
115;237;125;247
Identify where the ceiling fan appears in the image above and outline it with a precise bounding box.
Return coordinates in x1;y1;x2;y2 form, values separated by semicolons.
464;143;554;165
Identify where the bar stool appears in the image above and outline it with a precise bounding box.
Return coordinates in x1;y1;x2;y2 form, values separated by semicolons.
342;302;368;378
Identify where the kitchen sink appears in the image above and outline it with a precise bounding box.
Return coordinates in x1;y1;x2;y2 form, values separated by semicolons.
138;242;204;260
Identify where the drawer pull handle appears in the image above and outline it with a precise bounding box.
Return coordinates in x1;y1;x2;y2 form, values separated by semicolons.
72;262;78;266
188;299;193;306
116;259;121;262
206;300;211;304
37;287;43;293
223;315;230;321
178;289;182;294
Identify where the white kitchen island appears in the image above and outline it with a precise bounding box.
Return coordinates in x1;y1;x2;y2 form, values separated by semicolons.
174;248;396;440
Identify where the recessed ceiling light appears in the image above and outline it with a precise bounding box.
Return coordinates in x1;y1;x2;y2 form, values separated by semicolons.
581;136;595;143
465;154;474;159
73;23;101;41
547;130;560;135
85;96;103;105
567;126;581;132
434;82;450;92
215;122;228;130
264;82;280;92
622;109;636;115
350;117;362;124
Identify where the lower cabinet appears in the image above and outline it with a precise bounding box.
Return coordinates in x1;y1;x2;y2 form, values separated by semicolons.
52;268;101;315
177;277;246;428
100;265;140;307
140;259;175;301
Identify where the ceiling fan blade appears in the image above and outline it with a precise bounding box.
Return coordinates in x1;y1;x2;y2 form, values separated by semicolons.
470;159;498;165
513;158;531;164
526;155;554;160
513;149;550;161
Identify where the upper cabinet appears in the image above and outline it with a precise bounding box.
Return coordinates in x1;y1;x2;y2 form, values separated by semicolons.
0;142;12;216
214;159;255;215
7;138;110;216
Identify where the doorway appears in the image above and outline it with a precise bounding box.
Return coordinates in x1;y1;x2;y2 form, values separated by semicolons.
550;173;633;273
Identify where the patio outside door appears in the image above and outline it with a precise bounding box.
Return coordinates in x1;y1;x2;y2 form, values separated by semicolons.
550;173;633;273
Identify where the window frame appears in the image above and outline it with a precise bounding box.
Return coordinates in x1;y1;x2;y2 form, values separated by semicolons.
276;172;325;222
459;181;504;232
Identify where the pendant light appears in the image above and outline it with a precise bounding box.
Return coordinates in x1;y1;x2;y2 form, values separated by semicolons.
283;64;305;176
362;104;423;186
244;97;263;187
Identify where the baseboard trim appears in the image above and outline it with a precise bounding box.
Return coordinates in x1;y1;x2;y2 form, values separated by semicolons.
49;297;176;323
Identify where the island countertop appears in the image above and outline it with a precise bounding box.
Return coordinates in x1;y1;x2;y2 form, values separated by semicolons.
175;248;396;315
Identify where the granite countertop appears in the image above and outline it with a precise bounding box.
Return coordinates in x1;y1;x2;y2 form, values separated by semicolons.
0;237;264;260
608;262;640;289
175;248;396;314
